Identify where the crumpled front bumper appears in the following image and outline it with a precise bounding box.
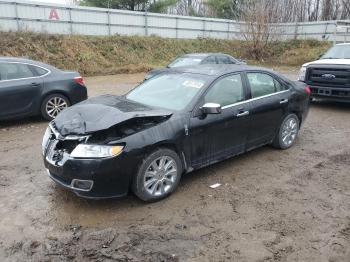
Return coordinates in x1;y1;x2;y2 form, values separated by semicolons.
43;150;137;199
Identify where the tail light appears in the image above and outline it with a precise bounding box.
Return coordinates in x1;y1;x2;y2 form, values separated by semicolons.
304;85;311;96
74;76;85;86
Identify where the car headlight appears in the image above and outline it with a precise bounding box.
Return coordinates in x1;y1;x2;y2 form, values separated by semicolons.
70;144;124;158
42;127;52;155
298;66;307;81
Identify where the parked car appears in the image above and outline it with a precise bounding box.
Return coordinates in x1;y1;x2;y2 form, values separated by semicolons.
0;57;88;121
43;64;310;201
298;43;350;102
144;53;245;80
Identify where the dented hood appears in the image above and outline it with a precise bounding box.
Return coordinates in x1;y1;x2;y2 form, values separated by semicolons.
53;95;173;136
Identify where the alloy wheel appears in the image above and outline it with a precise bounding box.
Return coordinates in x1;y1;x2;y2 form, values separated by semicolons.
143;156;178;197
281;118;298;147
45;97;68;119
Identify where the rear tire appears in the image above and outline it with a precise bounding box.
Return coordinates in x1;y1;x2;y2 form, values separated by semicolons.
272;114;300;149
132;148;183;202
41;93;70;121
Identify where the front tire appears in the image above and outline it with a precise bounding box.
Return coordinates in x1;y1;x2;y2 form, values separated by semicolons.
272;114;300;149
132;148;183;202
41;94;70;121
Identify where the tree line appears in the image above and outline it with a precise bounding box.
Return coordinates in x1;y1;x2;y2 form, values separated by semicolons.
77;0;350;22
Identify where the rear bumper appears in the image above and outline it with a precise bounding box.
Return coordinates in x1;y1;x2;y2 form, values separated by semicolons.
309;85;350;102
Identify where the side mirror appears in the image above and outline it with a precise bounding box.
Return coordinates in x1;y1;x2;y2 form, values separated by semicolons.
201;103;222;114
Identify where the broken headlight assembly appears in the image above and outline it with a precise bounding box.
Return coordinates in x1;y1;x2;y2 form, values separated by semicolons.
70;144;124;158
42;127;52;155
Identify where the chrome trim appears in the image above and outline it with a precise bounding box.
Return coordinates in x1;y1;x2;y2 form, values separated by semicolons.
46;169;93;192
0;61;51;82
48;123;90;142
221;90;290;110
49;123;63;140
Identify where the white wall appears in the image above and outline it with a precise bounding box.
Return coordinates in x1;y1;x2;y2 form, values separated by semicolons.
0;0;349;42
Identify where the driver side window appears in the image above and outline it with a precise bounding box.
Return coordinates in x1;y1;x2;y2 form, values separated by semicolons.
204;74;244;107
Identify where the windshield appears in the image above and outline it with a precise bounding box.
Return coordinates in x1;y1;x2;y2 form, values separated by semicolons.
126;73;208;110
321;45;350;59
167;57;204;68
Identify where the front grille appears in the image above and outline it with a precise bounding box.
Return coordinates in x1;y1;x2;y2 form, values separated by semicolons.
306;66;350;88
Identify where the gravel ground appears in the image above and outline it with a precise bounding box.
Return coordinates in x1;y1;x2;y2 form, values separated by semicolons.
0;70;349;262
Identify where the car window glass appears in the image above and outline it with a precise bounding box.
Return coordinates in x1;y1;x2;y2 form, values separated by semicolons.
127;73;209;111
247;73;276;98
202;56;217;64
274;79;285;92
217;55;233;64
30;65;48;76
204;74;244;106
167;57;203;68
0;63;35;80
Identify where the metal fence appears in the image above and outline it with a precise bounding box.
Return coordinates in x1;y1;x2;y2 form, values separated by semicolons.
0;0;349;42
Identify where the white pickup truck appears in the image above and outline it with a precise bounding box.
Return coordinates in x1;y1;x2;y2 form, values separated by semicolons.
298;43;350;102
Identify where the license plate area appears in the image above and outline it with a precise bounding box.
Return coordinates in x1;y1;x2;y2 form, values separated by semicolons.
318;88;331;95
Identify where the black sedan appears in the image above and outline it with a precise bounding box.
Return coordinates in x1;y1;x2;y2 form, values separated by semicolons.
0;57;87;121
42;65;310;201
144;53;244;80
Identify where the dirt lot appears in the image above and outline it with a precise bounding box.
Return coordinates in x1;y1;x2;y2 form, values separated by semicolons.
0;70;350;262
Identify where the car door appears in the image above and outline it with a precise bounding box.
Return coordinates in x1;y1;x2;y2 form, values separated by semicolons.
0;62;43;118
189;73;251;168
244;71;289;150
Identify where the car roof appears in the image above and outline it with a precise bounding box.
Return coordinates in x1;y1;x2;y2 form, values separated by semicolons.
182;53;232;58
335;43;350;46
0;56;39;63
169;64;274;76
0;56;59;71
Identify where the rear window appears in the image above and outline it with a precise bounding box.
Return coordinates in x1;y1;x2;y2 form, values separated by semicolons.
30;65;49;76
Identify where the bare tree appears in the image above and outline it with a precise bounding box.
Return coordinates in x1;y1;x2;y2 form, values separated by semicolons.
240;0;282;60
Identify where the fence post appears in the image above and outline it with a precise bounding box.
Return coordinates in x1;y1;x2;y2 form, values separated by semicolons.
333;21;337;45
175;17;178;39
107;10;111;36
227;21;230;39
145;11;148;36
14;1;20;31
68;7;73;34
203;19;205;37
294;22;298;40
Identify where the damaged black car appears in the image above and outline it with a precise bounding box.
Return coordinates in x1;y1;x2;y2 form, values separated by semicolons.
42;65;310;201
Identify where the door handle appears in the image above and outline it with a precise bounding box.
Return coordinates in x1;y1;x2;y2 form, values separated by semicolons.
236;110;249;117
280;98;288;104
31;82;40;87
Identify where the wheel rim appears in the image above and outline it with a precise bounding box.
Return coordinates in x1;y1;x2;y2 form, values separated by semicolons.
143;156;178;197
281;118;298;147
46;97;68;118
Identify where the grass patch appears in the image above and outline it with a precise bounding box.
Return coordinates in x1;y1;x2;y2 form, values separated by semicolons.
0;31;331;76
